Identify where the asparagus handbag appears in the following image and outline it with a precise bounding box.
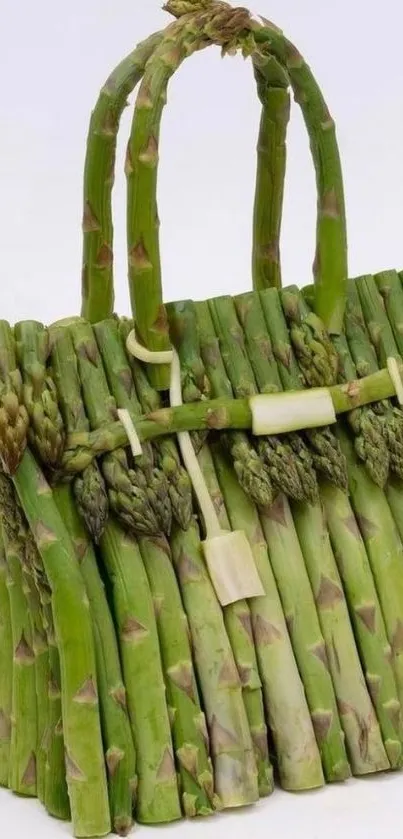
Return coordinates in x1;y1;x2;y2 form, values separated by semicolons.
2;1;403;836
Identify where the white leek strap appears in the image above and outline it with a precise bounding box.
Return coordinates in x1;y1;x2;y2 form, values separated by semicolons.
387;357;403;406
249;388;336;436
126;328;264;605
169;349;264;603
117;409;143;458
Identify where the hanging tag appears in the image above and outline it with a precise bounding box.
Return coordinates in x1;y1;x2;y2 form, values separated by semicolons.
202;530;264;606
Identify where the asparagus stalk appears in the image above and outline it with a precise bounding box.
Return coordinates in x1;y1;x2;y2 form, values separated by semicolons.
0;522;12;788
99;519;181;824
259;493;350;780
68;318;161;536
169;517;260;807
251;53;289;290
185;299;274;507
50;326;109;543
337;425;403;715
81;28;166;321
166;301;212;453
54;484;137;836
208;295;309;501
232;292;318;503
0;320;29;475
20;515;51;804
320;481;403;767
138;532;217;815
60;358;403;475
259;287;347;489
53;322;179;823
208;442;324;790
120;318;192;530
376;269;403;357
13;451;111;838
94;320;216;812
94;318;172;535
31;547;70;820
196;444;273;798
291;498;390;773
14;321;65;468
344;279;403;478
0;474;37;797
356;273;400;368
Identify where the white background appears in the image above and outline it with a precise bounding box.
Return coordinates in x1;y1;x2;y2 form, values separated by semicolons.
1;0;403;836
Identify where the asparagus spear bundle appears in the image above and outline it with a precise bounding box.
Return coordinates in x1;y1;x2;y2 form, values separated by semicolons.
231;292;318;502
68;319;163;536
0;321;29;475
0;523;12;788
94;319;216;815
275;287;347;489
14;321;65;469
50;325;109;543
120;319;192;530
166;302;212;453
94;319;171;535
169;300;274;507
206;295;314;502
344;279;403;477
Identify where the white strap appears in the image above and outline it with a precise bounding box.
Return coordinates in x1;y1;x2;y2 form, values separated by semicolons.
387;357;403;406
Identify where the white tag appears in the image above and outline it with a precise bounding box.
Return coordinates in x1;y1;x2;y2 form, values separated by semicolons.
202;530;264;606
250;388;336;435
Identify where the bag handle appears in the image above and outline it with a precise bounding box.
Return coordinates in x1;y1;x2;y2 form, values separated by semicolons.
125;3;347;389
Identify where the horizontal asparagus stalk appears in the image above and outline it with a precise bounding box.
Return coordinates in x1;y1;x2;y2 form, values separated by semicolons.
60;359;403;475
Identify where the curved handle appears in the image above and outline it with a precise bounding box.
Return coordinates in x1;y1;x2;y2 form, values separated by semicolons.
126;5;347;390
80;27;174;322
251;22;348;333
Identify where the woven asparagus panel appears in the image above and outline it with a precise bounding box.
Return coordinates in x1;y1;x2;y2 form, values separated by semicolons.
1;274;403;835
